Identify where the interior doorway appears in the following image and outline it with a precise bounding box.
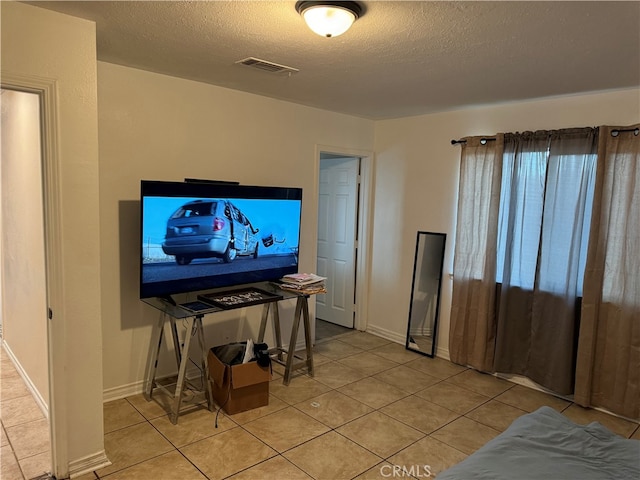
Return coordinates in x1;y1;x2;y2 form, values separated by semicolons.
315;148;373;332
1;87;52;477
316;154;360;328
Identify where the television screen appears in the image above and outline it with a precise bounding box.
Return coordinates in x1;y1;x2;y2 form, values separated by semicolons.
140;180;303;299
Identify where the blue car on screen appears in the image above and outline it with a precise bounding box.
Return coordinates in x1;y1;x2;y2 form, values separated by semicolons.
162;199;259;265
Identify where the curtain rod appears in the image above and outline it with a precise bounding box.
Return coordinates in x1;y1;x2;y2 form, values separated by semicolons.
451;137;497;145
611;128;639;137
452;127;638;144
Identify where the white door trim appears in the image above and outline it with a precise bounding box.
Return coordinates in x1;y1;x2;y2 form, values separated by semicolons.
313;145;375;332
1;72;68;478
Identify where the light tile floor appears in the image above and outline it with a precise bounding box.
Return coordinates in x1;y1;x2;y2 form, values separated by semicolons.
0;348;51;480
2;321;639;480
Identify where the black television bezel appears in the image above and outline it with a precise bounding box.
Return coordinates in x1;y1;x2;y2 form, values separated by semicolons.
139;180;303;299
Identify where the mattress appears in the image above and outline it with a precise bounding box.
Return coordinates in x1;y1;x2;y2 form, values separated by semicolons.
437;406;640;479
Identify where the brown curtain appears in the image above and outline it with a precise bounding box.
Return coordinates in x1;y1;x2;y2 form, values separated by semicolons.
575;125;640;420
449;135;504;372
493;129;598;395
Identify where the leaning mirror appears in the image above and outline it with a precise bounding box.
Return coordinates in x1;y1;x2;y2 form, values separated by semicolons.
406;231;446;357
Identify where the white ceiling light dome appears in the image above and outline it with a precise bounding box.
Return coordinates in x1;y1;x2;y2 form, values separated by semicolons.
295;1;363;38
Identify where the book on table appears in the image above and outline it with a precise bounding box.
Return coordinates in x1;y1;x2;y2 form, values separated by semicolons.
278;273;327;294
280;273;326;286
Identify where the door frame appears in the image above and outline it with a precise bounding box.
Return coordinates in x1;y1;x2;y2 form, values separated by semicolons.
314;145;375;332
2;73;68;478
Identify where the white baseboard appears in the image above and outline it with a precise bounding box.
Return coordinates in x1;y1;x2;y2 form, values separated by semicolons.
103;366;206;402
409;327;433;337
68;450;111;478
1;340;48;418
365;324;451;360
103;332;448;403
435;344;450;361
104;341;310;403
103;379;146;402
365;324;405;345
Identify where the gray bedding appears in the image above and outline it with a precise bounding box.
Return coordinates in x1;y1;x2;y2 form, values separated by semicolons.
437;406;640;479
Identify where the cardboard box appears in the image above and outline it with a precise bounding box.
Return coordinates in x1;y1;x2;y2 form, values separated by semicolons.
207;348;271;415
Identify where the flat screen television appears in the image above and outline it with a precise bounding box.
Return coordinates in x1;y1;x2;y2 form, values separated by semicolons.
140;180;303;299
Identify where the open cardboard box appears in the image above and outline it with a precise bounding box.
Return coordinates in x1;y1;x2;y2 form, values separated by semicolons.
208;348;271;415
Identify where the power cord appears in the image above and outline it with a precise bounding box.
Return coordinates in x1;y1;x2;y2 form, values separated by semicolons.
214;387;231;428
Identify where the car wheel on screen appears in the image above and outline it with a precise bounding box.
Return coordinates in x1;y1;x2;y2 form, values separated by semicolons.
223;244;237;263
176;255;192;265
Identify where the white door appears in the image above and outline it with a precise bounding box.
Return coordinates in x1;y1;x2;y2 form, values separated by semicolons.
316;156;359;328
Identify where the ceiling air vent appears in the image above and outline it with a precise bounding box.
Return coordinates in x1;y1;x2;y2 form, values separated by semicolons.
236;57;299;75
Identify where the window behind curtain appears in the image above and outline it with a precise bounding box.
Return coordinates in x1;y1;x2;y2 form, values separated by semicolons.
496;133;597;296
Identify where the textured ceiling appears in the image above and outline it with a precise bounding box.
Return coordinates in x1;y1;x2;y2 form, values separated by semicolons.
27;1;640;120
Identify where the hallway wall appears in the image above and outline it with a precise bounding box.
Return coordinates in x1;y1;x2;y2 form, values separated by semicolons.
1;2;105;476
0;89;49;409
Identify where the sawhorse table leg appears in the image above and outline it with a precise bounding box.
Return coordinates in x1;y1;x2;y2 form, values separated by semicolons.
144;313;214;424
258;295;314;385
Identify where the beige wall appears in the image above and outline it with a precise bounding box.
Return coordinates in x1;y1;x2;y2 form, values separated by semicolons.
4;3;640;452
98;59;640;392
1;2;105;476
97;62;374;396
0;89;49;408
371;88;640;357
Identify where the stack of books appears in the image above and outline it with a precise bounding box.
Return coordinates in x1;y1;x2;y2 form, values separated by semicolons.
278;273;327;294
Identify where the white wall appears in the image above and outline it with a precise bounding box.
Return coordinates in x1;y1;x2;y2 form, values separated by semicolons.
0;137;1;342
1;2;105;476
0;89;49;408
371;88;640;357
98;61;640;394
5;2;639;430
96;62;375;397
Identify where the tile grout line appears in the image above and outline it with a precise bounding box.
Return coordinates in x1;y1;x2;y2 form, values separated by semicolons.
95;332;639;479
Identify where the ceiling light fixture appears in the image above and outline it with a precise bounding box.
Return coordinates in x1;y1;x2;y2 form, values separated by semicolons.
295;1;363;38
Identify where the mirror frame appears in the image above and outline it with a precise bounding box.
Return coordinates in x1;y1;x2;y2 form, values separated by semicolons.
405;231;447;358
